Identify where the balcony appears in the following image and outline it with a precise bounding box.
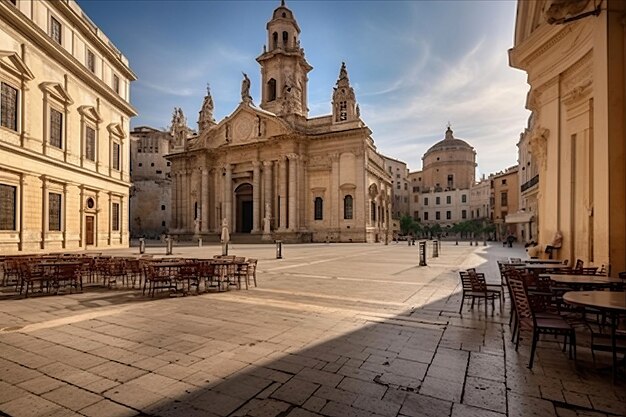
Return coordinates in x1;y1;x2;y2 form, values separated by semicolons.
521;174;539;193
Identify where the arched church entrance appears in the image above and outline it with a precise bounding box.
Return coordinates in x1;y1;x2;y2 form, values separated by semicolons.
235;183;253;233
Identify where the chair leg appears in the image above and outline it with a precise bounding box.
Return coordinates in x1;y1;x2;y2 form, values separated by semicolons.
528;331;538;369
459;295;465;315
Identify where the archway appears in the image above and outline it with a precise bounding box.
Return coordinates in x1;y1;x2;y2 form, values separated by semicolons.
235;183;253;233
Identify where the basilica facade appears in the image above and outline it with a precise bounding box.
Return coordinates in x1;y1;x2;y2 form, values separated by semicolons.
166;2;391;243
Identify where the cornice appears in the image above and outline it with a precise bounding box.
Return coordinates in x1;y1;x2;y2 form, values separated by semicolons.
0;3;137;117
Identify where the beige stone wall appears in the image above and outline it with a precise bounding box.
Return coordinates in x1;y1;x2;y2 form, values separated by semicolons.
492;168;519;240
510;0;626;272
0;0;135;253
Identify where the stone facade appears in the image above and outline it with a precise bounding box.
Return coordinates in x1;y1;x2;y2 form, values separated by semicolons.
129;126;173;239
382;156;409;220
469;176;491;221
166;2;391;243
491;166;520;241
513;116;539;243
510;0;626;271
0;0;136;253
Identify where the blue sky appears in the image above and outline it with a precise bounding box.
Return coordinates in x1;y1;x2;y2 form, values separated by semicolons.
79;0;530;176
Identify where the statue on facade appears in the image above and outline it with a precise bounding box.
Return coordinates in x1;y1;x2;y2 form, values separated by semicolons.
241;72;252;103
170;107;189;147
198;84;215;132
339;61;348;81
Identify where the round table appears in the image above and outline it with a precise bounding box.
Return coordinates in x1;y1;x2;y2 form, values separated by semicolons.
563;291;626;381
547;275;623;287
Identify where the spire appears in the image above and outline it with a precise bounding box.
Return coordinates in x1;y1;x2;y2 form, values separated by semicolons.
332;61;358;123
198;84;216;133
445;124;454;140
171;107;190;148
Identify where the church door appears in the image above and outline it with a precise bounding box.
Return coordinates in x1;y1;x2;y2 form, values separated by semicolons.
85;216;95;246
235;183;253;233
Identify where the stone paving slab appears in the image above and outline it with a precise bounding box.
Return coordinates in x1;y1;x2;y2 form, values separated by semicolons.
0;242;624;417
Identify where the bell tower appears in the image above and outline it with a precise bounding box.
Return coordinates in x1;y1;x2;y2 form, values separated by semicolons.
256;1;312;118
332;62;359;124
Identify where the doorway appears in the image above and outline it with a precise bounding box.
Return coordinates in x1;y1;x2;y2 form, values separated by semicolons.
235;183;253;233
85;215;95;245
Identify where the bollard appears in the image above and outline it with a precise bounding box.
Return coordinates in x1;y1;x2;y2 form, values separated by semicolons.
139;238;145;254
221;242;229;256
470;240;473;246
455;240;458;246
438;240;441;253
276;240;283;259
408;239;411;246
419;241;427;266
165;236;173;255
432;240;439;258
198;238;203;247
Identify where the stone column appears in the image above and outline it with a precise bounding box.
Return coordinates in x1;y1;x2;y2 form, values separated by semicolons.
182;171;189;231
224;164;232;228
171;171;178;229
252;161;261;233
263;160;273;227
107;192;113;245
279;156;287;230
287;154;298;231
62;183;68;248
201;168;209;232
330;153;340;228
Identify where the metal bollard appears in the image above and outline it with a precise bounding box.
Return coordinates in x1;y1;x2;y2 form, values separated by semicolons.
221;242;228;256
276;240;283;259
432;240;439;258
198;238;203;247
139;238;145;254
165;236;173;255
419;241;427;266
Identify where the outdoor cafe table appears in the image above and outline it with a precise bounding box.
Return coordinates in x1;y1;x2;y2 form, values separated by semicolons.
545;274;624;287
563;291;626;381
515;263;571;270
37;261;83;293
525;259;564;265
150;262;193;294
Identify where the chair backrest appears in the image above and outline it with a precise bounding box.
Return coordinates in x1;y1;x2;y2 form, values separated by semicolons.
574;259;584;270
508;276;532;320
459;271;473;292
468;270;488;292
510;258;522;263
578;267;598;275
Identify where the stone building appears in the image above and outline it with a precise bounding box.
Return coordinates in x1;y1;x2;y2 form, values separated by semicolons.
491;166;520;241
382;156;409;220
408;127;476;227
0;0;136;253
166;2;391;243
509;0;626;271
469;176;491;221
129;126;174;239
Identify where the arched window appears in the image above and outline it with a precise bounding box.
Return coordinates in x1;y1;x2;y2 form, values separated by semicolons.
344;195;353;219
314;197;323;220
267;78;276;101
282;31;289;47
371;201;376;221
272;32;278;49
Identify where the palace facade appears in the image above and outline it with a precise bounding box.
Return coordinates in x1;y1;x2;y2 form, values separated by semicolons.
0;0;136;253
166;2;391;243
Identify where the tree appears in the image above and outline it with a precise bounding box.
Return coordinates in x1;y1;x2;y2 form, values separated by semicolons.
399;215;414;236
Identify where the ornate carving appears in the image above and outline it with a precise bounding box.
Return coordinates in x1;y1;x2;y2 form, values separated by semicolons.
544;0;591;25
234;114;254;141
529;126;549;171
286;153;299;160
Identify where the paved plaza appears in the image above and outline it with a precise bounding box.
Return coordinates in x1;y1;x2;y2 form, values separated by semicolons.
0;242;624;417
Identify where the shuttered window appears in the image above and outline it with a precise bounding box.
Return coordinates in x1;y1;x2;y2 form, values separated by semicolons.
0;184;16;230
86;49;95;73
343;195;353;220
112;142;120;170
1;82;18;131
49;108;63;148
50;16;62;45
112;202;120;231
49;193;61;231
85;126;96;161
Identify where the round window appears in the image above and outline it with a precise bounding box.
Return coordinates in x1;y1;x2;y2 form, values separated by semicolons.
86;197;95;209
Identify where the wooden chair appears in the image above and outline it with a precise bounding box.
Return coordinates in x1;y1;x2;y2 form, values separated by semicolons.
18;262;47;297
508;276;576;369
458;270;502;317
142;263;173;297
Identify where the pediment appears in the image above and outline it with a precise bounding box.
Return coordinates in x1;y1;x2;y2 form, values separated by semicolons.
78;105;102;123
39;82;73;105
0;50;34;81
213;103;292;147
107;123;126;138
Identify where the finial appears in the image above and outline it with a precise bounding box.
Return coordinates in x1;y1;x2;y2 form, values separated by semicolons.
206;83;211;96
446;121;451;129
281;0;285;6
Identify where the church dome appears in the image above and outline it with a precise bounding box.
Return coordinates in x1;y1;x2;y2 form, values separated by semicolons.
426;127;473;154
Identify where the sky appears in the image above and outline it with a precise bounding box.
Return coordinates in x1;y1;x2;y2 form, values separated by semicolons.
79;0;530;177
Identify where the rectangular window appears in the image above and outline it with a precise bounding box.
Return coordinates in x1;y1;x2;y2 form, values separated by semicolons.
396;184;400;190
50;15;62;45
501;192;508;206
1;82;18;131
435;211;440;220
424;197;428;206
0;184;17;230
447;174;453;189
49;108;63;148
86;49;95;73
462;210;467;219
314;197;323;220
424;212;428;221
502;179;507;185
370;201;376;222
436;197;440;205
446;196;451;204
48;192;62;231
85;126;96;161
413;195;418;203
112;142;120;170
461;194;467;203
113;74;120;94
112;202;120;231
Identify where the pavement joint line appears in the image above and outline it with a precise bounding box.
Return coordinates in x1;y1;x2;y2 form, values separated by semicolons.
250;288;409;307
264;248;384;271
